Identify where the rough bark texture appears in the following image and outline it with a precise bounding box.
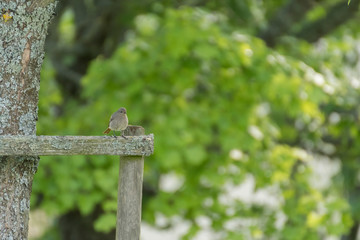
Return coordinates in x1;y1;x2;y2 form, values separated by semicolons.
0;1;57;239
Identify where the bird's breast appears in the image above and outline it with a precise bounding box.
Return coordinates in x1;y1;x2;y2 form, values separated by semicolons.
109;114;128;130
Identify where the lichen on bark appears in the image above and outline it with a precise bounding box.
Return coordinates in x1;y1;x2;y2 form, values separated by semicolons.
0;0;57;239
0;0;57;135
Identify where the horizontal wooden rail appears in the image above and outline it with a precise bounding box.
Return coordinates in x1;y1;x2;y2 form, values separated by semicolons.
0;134;154;156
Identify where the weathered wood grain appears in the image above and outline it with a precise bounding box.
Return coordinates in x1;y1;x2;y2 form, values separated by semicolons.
0;134;154;156
116;127;144;240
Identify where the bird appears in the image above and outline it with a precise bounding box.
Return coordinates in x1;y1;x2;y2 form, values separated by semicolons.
103;107;128;138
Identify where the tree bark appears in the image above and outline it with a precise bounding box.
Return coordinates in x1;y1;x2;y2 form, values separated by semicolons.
0;1;57;239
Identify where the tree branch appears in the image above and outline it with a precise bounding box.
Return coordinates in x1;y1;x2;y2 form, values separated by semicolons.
294;0;360;42
258;0;322;47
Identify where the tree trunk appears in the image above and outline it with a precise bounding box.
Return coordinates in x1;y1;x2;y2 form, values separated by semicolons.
0;1;57;239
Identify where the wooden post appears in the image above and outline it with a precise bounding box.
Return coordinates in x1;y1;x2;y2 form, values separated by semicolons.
116;126;145;240
0;126;154;239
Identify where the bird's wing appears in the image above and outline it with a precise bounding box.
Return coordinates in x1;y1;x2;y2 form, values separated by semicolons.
110;111;120;122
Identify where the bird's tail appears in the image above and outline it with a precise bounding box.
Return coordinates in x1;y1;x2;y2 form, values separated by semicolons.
103;128;111;134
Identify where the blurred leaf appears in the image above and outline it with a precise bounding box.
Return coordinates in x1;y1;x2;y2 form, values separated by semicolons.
94;212;117;233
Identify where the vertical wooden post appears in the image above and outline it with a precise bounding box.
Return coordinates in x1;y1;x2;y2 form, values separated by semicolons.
116;126;145;240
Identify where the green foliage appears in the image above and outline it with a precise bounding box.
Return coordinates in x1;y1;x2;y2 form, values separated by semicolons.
94;213;117;233
34;6;356;239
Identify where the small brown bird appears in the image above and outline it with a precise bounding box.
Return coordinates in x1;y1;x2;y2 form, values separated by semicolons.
103;107;128;138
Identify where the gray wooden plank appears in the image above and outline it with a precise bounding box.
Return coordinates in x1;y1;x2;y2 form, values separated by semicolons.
116;126;145;240
0;133;154;156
